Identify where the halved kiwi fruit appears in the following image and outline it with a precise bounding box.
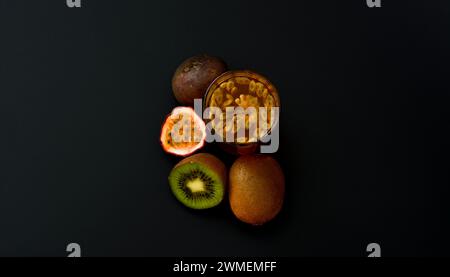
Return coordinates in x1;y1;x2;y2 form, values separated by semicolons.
168;153;227;210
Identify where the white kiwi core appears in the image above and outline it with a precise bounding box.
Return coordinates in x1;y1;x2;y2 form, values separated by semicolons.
186;178;206;193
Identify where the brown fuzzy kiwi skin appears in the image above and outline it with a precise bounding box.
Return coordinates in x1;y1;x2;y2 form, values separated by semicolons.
174;153;227;189
229;155;285;226
172;55;227;106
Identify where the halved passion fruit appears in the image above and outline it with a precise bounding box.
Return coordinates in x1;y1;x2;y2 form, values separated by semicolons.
160;107;206;157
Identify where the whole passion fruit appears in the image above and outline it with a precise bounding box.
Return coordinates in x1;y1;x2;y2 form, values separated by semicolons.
172;55;227;106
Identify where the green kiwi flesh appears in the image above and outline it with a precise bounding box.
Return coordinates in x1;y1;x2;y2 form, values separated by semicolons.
168;162;225;210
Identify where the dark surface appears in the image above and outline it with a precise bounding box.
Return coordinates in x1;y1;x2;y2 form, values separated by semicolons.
0;0;449;257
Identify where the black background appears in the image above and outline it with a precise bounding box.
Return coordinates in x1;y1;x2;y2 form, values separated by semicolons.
0;0;449;257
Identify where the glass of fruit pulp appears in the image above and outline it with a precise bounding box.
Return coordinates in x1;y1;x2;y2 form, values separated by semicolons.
203;70;280;155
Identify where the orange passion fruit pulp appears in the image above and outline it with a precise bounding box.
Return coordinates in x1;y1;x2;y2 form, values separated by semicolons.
160;107;206;157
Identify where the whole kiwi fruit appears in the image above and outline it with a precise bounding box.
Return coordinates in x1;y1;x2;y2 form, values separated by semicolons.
229;155;285;225
172;55;227;106
168;153;227;210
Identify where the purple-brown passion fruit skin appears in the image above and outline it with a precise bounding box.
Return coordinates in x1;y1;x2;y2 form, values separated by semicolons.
172;55;227;106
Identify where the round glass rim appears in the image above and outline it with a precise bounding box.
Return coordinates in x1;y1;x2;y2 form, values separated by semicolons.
202;70;281;145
